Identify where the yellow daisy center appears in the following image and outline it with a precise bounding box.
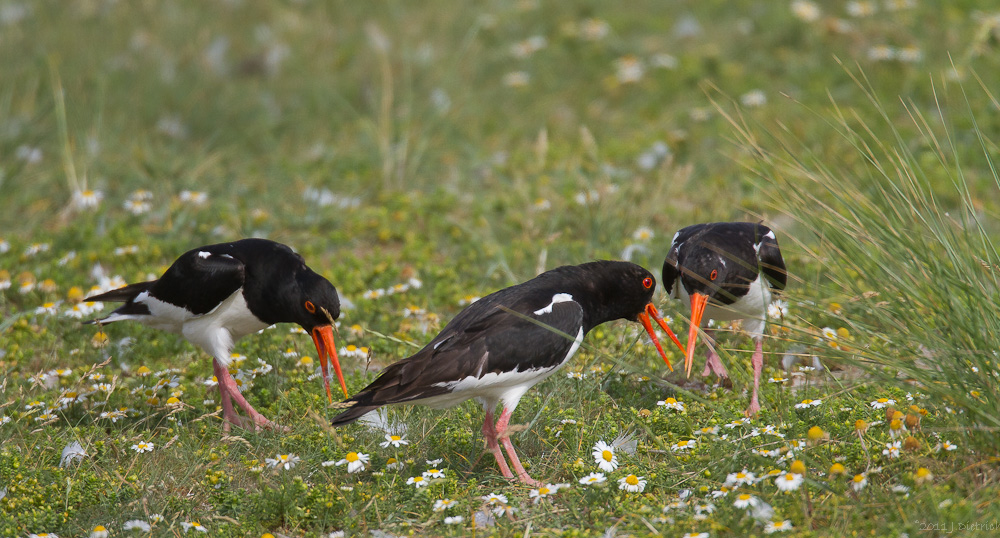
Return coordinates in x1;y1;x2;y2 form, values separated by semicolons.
738;494;751;501
539;487;551;495
391;435;401;441
784;473;795;481
387;458;398;464
346;452;359;462
626;475;639;485
601;450;613;461
853;474;864;482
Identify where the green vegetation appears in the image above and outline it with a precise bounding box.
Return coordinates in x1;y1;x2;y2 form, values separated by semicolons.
2;1;999;536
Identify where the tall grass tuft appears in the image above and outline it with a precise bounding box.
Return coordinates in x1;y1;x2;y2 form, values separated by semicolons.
719;67;1000;455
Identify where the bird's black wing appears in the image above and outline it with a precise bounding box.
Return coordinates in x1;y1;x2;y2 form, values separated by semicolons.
147;246;247;315
331;294;584;425
756;228;787;293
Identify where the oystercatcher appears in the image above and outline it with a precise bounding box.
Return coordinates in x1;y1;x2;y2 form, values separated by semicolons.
331;261;682;485
85;238;348;431
661;222;787;416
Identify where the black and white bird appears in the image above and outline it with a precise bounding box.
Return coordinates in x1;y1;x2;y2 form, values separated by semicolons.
331;261;682;485
661;222;787;416
85;238;348;432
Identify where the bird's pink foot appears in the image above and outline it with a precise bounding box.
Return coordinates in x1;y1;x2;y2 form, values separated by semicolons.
214;358;288;433
701;349;730;378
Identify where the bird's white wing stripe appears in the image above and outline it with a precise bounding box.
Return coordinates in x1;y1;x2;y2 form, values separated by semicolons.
534;293;574;315
198;251;211;259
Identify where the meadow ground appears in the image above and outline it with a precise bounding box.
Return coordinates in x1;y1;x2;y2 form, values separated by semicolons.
2;1;1000;536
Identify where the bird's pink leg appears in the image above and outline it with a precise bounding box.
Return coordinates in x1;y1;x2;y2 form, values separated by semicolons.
496;407;542;486
213;359;248;431
700;329;730;378
744;338;764;417
213;359;288;432
482;409;514;479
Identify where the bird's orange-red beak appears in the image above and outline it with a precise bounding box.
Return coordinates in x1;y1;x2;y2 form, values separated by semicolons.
685;293;710;378
311;325;348;401
638;303;685;372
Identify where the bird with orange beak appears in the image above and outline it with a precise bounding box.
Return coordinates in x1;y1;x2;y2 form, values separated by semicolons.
332;261;682;485
84;238;349;431
662;222;787;416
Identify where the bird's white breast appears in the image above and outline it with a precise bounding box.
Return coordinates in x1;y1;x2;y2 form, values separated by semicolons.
180;289;269;365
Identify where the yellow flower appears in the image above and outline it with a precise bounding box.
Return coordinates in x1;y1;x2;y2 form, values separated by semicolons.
91;331;109;347
914;467;933;485
790;460;806;475
67;286;84;302
854;419;868;433
807;426;826;442
829;463;846;475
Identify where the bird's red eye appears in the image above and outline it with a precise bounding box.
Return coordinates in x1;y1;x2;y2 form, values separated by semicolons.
642;277;653;289
304;301;316;313
709;270;718;281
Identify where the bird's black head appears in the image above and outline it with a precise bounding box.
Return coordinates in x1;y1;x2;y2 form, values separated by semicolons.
291;267;349;401
294;270;341;331
674;250;732;301
561;260;682;370
571;261;658;328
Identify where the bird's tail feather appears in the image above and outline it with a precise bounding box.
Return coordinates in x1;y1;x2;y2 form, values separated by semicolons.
84;281;154;303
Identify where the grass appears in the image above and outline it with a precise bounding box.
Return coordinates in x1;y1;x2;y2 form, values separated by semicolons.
2;1;1000;536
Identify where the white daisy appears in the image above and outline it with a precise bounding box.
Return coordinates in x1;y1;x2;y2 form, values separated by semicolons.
422;468;446;479
671;439;695;452
579;472;607;485
764;519;794;533
882;441;901;459
433;498;458;512
379;434;409;448
734;493;759;509
870;397;896;409
482;492;508;506
180;521;208;533
657;397;685;411
123;520;151;532
725;469;756;487
265;453;301;470
767;300;788;319
618;474;647;492
591;440;619;472
774;472;803;491
528;483;568;503
334;451;369;473
406;475;429;488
